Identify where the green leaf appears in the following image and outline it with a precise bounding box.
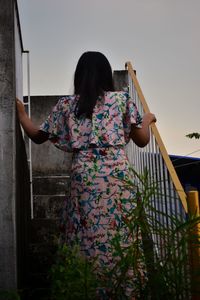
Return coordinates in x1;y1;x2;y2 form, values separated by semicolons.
186;132;200;139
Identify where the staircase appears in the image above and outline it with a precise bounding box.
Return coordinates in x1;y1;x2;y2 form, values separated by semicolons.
21;73;199;299
23;95;72;299
26;175;70;299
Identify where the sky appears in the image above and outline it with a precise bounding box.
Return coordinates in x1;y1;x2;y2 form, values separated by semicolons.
17;0;200;157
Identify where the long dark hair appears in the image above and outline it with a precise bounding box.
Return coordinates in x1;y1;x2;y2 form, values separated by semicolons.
74;51;114;118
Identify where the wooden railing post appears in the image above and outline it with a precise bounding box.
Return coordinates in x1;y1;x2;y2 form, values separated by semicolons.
187;190;200;300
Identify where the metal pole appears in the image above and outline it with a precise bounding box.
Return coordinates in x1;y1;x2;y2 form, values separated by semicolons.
23;50;34;219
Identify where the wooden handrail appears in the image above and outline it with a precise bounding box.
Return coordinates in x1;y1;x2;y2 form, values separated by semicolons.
126;61;188;212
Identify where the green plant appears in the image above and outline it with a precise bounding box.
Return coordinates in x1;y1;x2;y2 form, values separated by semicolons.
0;290;21;300
186;132;200;139
50;243;99;300
98;168;196;299
50;168;200;299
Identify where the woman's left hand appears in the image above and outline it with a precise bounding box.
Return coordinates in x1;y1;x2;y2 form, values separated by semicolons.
16;98;26;117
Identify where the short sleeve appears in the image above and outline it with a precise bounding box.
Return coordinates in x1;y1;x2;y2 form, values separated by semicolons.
123;93;143;143
40;97;72;152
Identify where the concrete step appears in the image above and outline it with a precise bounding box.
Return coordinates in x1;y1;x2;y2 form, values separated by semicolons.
33;175;70;195
23;272;51;300
30;218;60;244
28;242;57;273
26;175;69;298
33;195;66;219
26;219;59;300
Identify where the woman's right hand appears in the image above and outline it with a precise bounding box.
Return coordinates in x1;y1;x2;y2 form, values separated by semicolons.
143;112;157;125
130;112;157;147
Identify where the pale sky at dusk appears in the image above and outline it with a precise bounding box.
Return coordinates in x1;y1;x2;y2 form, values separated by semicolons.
17;0;200;157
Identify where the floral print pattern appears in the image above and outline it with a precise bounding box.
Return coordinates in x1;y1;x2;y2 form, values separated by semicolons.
40;91;142;266
62;147;138;267
40;92;142;152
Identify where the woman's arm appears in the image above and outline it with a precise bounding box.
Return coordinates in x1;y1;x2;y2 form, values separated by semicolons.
16;98;49;144
130;112;156;147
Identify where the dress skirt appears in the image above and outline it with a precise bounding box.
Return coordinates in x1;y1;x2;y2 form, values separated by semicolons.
62;146;137;269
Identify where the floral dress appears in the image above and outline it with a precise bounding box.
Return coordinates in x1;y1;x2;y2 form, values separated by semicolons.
40;91;142;267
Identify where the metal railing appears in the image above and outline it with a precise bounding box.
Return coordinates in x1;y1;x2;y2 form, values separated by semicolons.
23;50;34;219
125;62;191;299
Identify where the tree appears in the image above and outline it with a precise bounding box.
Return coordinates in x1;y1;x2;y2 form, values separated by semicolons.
186;132;200;139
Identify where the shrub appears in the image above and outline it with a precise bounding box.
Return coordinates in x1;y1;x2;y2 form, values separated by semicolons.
50;169;200;299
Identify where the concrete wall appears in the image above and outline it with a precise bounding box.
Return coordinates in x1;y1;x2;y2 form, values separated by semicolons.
113;70;128;92
0;0;30;290
24;95;72;175
0;0;18;288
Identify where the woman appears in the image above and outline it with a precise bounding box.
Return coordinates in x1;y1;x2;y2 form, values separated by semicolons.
17;51;156;293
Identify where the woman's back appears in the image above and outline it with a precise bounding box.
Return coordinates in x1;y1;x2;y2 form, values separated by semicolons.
40;91;142;152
